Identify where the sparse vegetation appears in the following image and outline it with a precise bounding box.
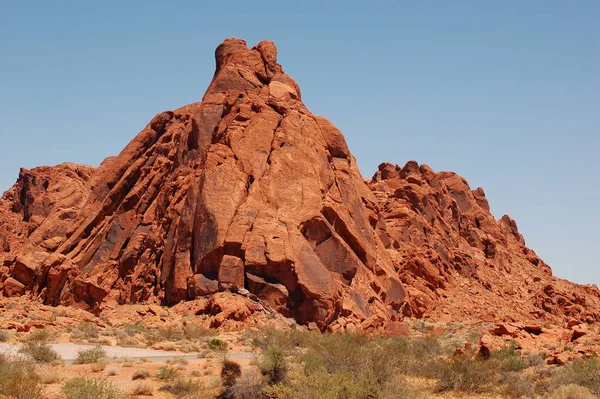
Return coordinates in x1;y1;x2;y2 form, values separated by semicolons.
132;382;153;396
62;377;126;399
0;330;10;342
208;338;228;352
90;359;108;372
24;328;52;343
132;369;151;380
551;356;600;394
73;345;107;364
18;341;61;363
169;356;189;366
257;345;287;385
1;320;598;399
160;377;204;398
70;322;100;341
546;384;597;399
157;365;179;380
0;355;44;399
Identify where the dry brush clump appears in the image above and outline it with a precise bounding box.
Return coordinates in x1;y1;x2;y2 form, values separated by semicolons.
61;376;126;399
72;345;107;364
0;354;44;399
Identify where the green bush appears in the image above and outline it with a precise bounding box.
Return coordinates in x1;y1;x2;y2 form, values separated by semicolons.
61;377;126;399
18;341;61;363
258;345;287;385
73;345;107;364
0;355;44;399
157;365;179;380
267;371;424;399
431;355;500;393
208;338;228;352
491;342;527;372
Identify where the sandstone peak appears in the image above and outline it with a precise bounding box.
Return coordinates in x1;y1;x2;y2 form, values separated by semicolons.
1;39;599;334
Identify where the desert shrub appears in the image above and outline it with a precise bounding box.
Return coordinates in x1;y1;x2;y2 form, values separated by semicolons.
501;371;536;398
551;356;600;394
90;360;108;372
0;355;44;399
159;327;184;342
524;351;547;367
143;331;162;346
73;345;107;364
116;332;138;346
179;341;201;353
24;328;52;343
183;323;216;340
40;370;62;384
70;322;99;341
490;342;527;372
157;365;179;380
409;335;444;358
61;377;126;399
431;355;500;393
208;338;228;352
258;346;287;385
106;366;119;376
0;330;10;342
132;382;153;396
160;377;203;397
169;356;189;366
222;371;267;399
123;323;148;336
221;360;242;387
132;369;151;380
267;371;424;399
18;341;61;363
546;384;596;399
246;327;312;352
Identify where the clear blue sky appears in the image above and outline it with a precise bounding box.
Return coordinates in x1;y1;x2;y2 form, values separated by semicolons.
1;1;598;284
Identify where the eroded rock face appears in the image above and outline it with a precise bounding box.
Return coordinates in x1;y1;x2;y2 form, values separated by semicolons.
370;161;600;324
0;39;404;330
0;38;598;331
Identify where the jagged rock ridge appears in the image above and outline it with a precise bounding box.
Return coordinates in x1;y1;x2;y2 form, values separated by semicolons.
1;39;599;332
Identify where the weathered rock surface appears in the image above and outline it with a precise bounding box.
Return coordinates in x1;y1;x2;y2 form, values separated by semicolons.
0;39;404;330
1;38;599;333
370;161;600;324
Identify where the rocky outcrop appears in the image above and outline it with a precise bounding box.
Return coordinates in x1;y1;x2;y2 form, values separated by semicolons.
0;39;404;330
370;161;600;324
0;38;599;332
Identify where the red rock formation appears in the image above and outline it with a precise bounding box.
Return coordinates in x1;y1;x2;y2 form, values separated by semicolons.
0;38;599;332
0;39;404;331
370;161;600;324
